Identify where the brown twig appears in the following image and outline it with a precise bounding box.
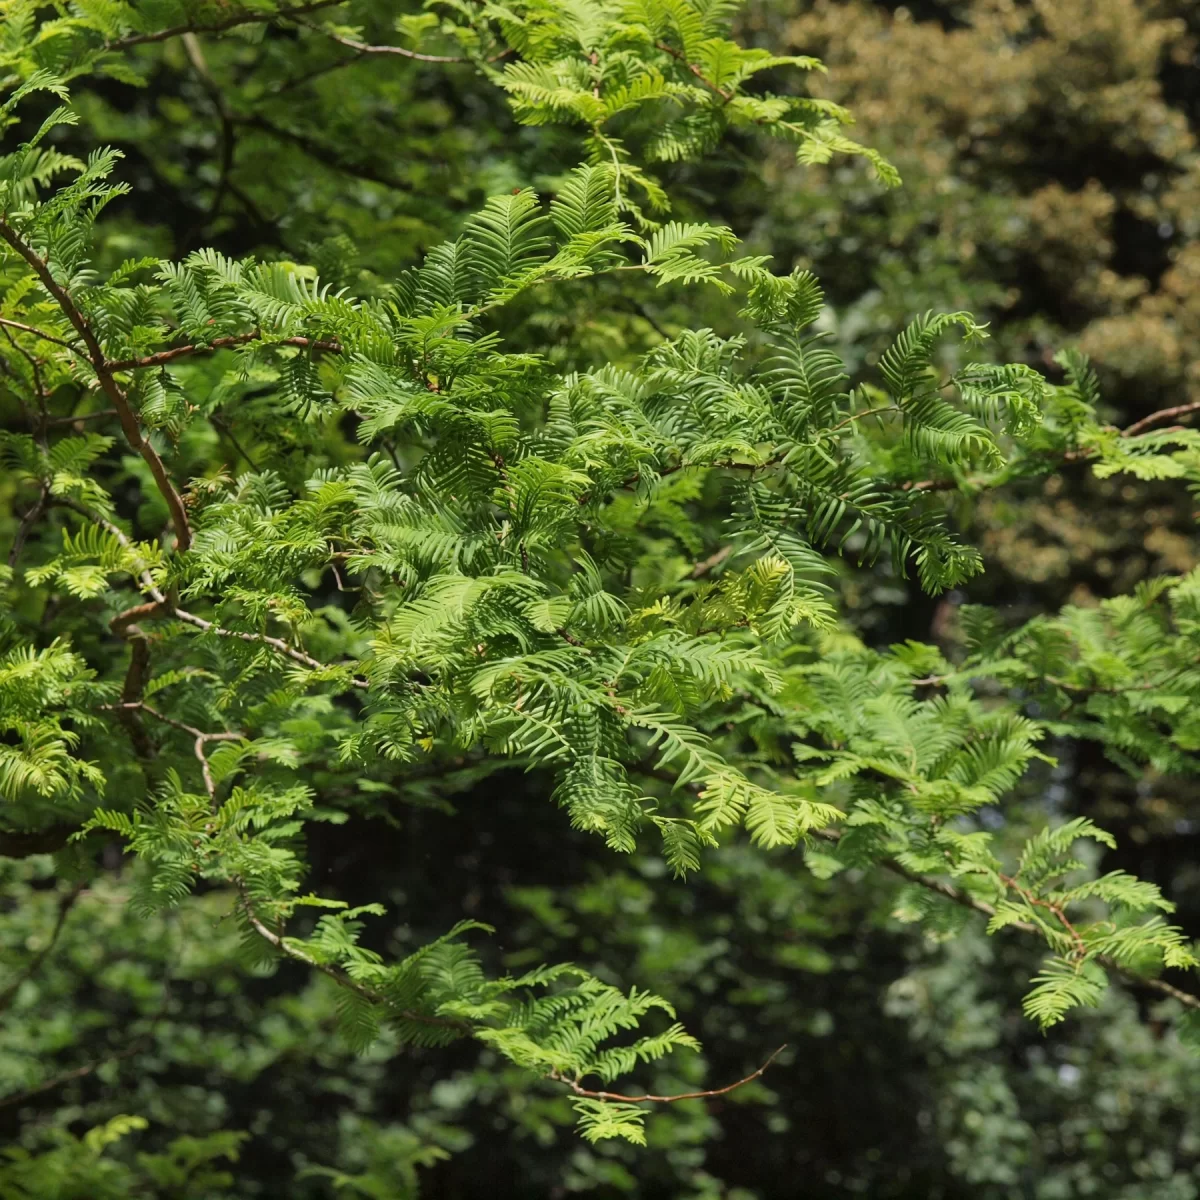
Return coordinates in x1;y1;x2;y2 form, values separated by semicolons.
305;26;467;62
550;1044;786;1103
901;398;1200;493
691;544;734;579
53;498;369;688
103;702;242;802
999;871;1087;957
1122;401;1200;440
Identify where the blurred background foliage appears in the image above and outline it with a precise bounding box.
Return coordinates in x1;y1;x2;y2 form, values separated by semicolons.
6;1;1200;1196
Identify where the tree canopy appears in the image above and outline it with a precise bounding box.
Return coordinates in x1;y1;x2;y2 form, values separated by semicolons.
5;1;1200;1196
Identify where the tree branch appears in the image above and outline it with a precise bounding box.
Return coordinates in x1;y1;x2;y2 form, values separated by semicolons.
103;0;347;50
235;884;470;1031
0;217;193;550
53;498;370;689
0;316;87;358
0;881;86;1013
900;398;1200;493
106;332;341;372
303;25;468;62
550;1044;786;1103
654;41;734;102
0;824;81;859
817;829;1200;1011
8;482;50;567
239;115;413;191
1121;400;1200;439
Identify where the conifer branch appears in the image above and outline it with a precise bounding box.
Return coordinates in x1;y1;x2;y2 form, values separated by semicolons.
8;482;50;568
902;398;1200;493
0;317;87;358
654;42;734;102
821;831;1200;1012
234;885;472;1033
57;499;370;688
0;218;193;551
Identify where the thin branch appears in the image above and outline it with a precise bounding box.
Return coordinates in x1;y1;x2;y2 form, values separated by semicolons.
0;316;87;358
170;606;370;689
0;971;173;1109
210;412;259;469
691;544;733;579
0;217;193;551
828;405;902;435
45;408;119;427
654;40;734;102
901;398;1200;493
235;884;470;1031
181;32;238;224
0;1036;151;1109
816;829;1200;1011
105;701;245;805
549;1044;786;1103
306;26;468;62
239;114;413;190
295;16;512;64
106;332;341;372
52;498;370;688
0;881;86;1012
7;482;50;567
1122;400;1200;440
104;0;347;50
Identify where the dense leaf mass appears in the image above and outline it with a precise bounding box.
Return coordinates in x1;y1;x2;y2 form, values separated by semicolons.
4;0;1200;1195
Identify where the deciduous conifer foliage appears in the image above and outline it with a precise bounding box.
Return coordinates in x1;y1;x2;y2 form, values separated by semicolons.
4;0;1200;1190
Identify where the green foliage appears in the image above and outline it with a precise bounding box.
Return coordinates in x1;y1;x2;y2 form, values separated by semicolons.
4;0;1200;1193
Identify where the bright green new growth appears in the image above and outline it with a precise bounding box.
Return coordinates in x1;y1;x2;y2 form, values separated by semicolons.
3;0;1200;1159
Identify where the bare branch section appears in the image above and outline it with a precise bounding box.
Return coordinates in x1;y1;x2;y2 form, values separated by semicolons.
106;333;341;372
104;0;347;50
550;1045;786;1104
304;24;468;62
